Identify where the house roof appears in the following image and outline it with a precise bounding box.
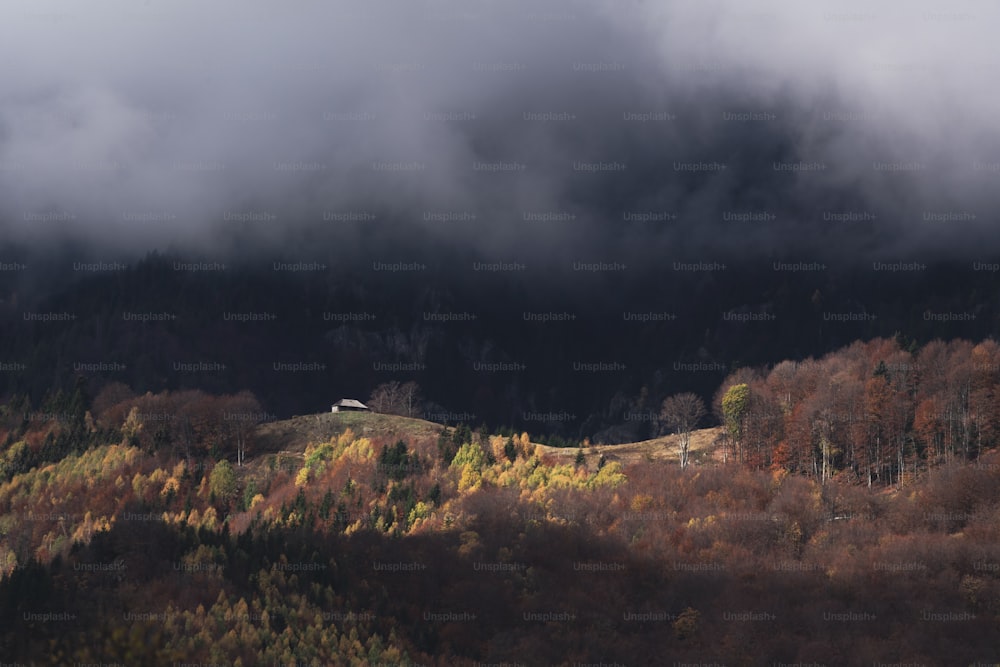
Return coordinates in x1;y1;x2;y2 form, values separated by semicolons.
333;398;369;409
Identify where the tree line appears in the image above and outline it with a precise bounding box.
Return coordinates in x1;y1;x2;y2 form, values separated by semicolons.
92;383;264;466
707;337;1000;485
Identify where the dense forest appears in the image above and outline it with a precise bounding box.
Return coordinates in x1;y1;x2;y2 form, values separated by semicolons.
1;338;1000;664
3;247;1000;443
713;336;1000;485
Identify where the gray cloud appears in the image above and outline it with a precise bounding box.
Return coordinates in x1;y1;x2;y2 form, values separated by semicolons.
1;0;999;262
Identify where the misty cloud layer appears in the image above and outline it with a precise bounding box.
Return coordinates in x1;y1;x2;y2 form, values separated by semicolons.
2;0;999;263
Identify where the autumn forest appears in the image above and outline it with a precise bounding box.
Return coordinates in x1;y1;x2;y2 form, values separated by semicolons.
2;337;1000;665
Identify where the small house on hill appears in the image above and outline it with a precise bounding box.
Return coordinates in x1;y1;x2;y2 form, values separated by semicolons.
332;398;369;413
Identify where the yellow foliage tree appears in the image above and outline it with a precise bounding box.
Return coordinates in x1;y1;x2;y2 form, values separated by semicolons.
489;435;508;462
458;465;480;492
161;477;180;500
407;501;433;532
630;494;655;512
518;432;533;458
121;406;143;444
201;506;219;531
249;493;265;511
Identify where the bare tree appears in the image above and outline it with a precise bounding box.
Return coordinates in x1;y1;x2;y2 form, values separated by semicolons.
399;381;422;418
368;381;422;417
220;391;262;466
368;381;401;414
660;393;706;469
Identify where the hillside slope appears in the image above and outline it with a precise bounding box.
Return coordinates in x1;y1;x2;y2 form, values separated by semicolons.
537;426;724;466
3;406;1000;664
254;410;723;466
254;410;447;457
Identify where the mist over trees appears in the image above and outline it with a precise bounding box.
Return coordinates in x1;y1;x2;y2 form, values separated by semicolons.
4;0;1000;661
4;251;1000;445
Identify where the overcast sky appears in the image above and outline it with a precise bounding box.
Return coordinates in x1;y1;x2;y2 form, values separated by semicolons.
2;0;998;262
